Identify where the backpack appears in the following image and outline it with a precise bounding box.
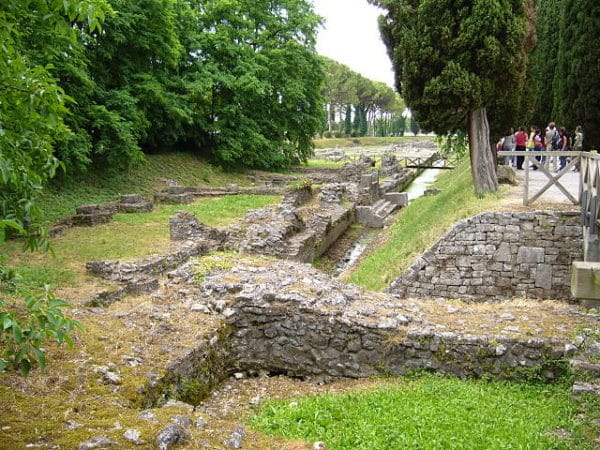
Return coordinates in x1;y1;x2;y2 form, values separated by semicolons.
551;130;561;150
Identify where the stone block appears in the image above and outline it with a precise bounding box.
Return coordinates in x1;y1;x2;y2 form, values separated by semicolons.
120;202;153;213
571;260;600;300
72;212;114;226
355;206;384;228
154;192;194;204
516;246;545;264
384;192;408;206
120;194;145;203
75;203;104;215
497;165;517;185
534;264;553;290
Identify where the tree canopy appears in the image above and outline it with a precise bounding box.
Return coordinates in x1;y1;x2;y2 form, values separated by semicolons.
371;0;530;194
320;57;406;137
526;0;599;149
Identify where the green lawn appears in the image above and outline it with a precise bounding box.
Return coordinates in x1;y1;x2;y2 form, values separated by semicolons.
251;374;598;450
5;195;280;290
38;152;250;224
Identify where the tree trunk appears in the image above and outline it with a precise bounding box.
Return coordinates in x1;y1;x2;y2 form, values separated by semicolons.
328;103;334;133
468;107;498;195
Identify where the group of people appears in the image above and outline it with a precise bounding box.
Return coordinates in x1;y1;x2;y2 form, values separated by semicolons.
498;123;584;172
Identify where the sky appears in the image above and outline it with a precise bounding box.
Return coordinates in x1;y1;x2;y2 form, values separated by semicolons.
312;0;395;88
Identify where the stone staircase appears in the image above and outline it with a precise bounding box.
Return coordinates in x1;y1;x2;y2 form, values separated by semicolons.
356;192;408;228
570;337;600;397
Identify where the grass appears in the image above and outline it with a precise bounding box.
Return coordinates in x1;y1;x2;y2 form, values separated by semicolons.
250;374;597;450
4;195;280;290
345;158;507;291
38;152;249;224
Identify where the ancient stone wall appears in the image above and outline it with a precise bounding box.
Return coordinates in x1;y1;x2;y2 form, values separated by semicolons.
389;211;582;301
182;259;585;383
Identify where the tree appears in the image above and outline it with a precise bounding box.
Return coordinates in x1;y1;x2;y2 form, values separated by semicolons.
0;0;108;375
372;0;530;194
322;58;358;133
344;104;353;136
190;0;325;169
556;0;600;149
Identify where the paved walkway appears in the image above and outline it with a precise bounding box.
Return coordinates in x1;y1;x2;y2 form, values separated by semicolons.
511;165;581;206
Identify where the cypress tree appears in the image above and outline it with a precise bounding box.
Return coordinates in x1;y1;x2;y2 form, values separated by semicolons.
559;0;600;149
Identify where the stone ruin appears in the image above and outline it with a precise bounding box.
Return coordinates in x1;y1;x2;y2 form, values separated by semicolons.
79;154;599;421
51;194;153;236
390;211;582;301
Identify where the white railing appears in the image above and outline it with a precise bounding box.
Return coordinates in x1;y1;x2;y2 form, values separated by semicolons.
579;152;600;237
499;150;582;205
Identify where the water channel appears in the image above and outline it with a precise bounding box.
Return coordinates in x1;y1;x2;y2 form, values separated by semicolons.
332;163;444;277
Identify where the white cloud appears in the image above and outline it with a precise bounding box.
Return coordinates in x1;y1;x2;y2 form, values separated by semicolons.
312;0;395;88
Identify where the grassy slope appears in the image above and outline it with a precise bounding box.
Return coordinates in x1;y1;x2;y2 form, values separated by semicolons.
38;152;249;224
345;158;506;291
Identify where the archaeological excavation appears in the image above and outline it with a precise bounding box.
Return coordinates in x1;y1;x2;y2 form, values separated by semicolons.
68;142;598;418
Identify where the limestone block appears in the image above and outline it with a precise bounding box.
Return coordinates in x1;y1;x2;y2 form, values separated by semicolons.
516;246;545;264
72;212;114;226
384;192;408;206
497;165;517;185
571;260;600;300
120;194;145;203
534;264;553;290
154;192;194;204
355;206;384;228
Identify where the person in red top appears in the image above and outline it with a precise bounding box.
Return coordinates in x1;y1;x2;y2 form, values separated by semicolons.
514;126;527;169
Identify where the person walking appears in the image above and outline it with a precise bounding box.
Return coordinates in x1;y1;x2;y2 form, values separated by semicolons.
502;129;515;167
573;125;584;171
557;127;568;171
514;126;527;169
532;126;544;170
544;122;558;170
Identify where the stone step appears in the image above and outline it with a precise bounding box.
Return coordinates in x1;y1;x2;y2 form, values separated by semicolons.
373;200;396;218
572;381;600;397
570;359;600;378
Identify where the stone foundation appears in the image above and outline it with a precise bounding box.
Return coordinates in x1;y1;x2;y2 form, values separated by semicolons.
153;257;598;397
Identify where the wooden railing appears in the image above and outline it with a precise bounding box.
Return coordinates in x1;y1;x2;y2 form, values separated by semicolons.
579;152;600;238
500;150;582;205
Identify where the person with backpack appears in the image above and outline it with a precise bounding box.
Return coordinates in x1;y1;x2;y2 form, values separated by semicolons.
557;127;569;171
544;122;558;170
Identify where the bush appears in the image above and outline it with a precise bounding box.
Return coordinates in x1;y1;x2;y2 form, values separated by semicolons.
0;259;81;376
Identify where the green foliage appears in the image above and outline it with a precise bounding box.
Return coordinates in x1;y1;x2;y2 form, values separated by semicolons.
0;0;109;242
435;131;469;160
373;0;527;136
556;0;599;149
250;374;591;449
524;0;598;149
0;0;108;377
0;274;81;376
186;0;325;170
